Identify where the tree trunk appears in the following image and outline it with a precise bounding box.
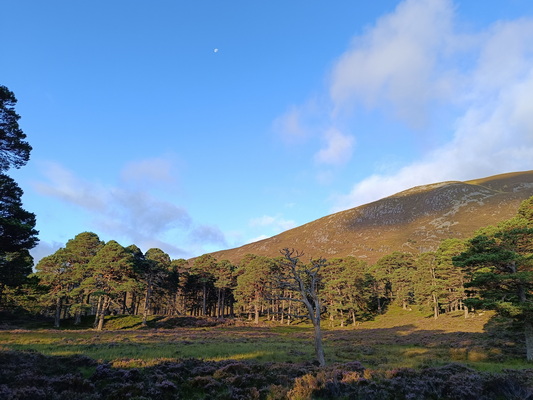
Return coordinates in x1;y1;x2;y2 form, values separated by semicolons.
217;288;223;318
220;289;225;318
375;282;382;314
202;282;207;316
54;297;62;328
313;321;326;367
74;311;81;325
302;297;326;367
254;292;260;324
432;293;439;320
74;295;83;326
525;320;533;362
122;292;127;314
142;280;152;326
97;296;110;331
93;296;102;328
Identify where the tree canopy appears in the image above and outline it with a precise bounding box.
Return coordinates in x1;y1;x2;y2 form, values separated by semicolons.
454;196;533;360
0;85;37;304
0;85;31;172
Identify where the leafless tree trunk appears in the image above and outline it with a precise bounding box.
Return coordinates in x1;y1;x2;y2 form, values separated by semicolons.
274;248;327;367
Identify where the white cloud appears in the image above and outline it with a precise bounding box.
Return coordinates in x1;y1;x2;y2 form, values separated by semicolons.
34;161;107;212
331;3;533;211
33;160;227;259
245;234;269;244
274;0;458;174
244;235;271;244
189;225;228;246
273;106;308;143
314;128;355;166
273;99;322;144
329;0;455;127
100;188;191;239
249;214;296;232
30;240;63;266
120;156;177;186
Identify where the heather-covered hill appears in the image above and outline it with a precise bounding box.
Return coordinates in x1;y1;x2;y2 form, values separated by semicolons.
212;170;533;264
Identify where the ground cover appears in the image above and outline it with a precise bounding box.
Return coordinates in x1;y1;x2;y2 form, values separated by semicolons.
1;308;533;399
0;307;527;370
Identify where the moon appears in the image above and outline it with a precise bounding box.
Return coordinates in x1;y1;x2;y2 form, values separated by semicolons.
213;48;219;53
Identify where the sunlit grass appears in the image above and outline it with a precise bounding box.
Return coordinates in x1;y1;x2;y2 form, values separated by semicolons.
208;351;272;362
1;308;527;372
1;328;314;365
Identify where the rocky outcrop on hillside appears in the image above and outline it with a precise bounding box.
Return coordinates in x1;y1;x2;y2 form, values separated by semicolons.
211;170;533;264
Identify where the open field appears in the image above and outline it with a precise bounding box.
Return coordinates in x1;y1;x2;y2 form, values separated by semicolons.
0;308;528;371
2;308;533;399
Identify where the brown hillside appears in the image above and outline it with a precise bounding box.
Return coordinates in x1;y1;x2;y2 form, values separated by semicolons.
211;170;533;264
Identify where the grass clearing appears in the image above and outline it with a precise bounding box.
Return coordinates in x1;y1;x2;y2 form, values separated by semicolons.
0;307;527;372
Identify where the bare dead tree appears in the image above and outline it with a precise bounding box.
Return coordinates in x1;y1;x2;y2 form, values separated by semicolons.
273;248;326;367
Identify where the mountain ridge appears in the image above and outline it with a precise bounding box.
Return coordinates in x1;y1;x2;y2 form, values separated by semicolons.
211;170;533;264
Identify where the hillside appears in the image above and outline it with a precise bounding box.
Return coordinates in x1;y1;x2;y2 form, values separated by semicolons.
212;170;533;264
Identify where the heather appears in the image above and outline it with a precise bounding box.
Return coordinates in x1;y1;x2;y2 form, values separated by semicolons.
1;349;533;400
1;308;533;399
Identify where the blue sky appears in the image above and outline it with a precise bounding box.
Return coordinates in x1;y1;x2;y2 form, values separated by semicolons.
3;0;533;262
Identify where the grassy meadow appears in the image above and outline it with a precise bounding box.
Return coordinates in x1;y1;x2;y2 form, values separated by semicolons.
0;307;528;372
3;308;533;399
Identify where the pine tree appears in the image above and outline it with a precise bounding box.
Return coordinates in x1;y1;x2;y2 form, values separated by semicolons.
322;257;376;327
63;232;104;324
454;196;533;360
235;254;276;324
191;254;217;316
142;248;171;325
34;250;70;327
212;259;236;318
0;86;37;305
85;240;137;330
373;252;416;310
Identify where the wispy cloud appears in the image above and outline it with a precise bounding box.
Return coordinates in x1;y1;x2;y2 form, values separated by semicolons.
274;0;533;211
34;162;107;212
120;156;178;187
33;159;227;258
30;240;63;265
249;214;297;232
332;1;533;210
246;214;296;244
273;105;309;143
314;128;355;166
245;234;269;244
329;0;455;127
189;225;228;247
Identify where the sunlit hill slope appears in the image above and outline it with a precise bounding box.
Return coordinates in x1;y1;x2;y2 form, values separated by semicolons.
212;170;533;264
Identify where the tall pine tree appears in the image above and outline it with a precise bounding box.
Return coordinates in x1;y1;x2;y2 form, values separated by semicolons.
454;197;533;360
0;86;37;305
